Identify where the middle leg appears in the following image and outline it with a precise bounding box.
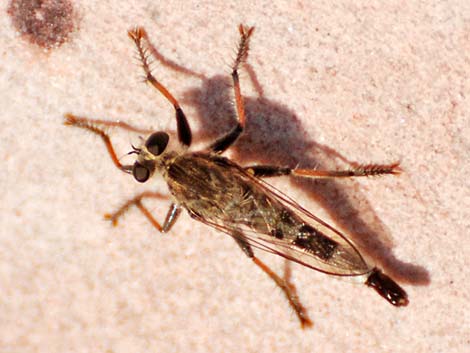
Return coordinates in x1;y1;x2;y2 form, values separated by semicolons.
104;191;181;233
244;162;401;179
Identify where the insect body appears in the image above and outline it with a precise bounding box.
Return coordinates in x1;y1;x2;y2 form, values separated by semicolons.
65;25;408;328
155;151;367;276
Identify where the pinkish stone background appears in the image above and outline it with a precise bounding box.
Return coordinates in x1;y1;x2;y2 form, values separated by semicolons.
1;1;469;352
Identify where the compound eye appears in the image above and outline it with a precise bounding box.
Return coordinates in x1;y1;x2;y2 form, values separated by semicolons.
145;131;169;156
132;162;150;183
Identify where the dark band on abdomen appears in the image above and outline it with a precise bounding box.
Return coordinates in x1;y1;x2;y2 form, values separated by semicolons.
293;224;338;260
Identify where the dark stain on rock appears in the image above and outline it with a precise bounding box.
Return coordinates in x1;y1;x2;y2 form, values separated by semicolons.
8;0;77;49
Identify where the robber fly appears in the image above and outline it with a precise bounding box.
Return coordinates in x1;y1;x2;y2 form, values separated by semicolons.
64;25;408;328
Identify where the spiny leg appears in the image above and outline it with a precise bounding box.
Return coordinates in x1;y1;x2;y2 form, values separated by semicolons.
64;114;133;173
234;236;313;328
104;191;181;233
244;162;402;178
281;259;312;326
64;113;153;134
128;27;192;147
209;25;255;153
129;28;206;81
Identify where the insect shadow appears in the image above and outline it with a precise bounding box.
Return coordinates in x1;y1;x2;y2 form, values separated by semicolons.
137;31;429;287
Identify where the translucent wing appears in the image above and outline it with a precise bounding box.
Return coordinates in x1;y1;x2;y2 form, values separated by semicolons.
189;165;372;277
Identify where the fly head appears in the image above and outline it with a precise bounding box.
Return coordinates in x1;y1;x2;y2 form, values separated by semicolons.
131;131;170;183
